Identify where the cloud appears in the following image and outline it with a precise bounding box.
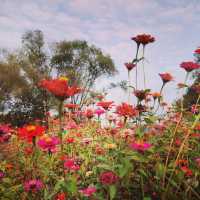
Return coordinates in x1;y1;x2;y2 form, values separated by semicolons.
0;0;199;103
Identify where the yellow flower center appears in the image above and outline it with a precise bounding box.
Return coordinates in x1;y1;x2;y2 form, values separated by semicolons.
59;76;68;81
26;125;36;132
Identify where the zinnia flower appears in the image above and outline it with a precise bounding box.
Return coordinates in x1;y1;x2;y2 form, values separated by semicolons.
84;109;94;119
131;34;155;46
116;103;138;118
97;101;113;110
39;78;81;100
180;61;200;72
124;63;136;71
130;141;151;152
159;73;173;83
18;125;45;142
37;135;60;153
134;90;149;101
99;171;118;185
95;108;105;117
56;192;67;200
64;158;80;171
194;48;200;55
24;179;43;193
79;186;96;197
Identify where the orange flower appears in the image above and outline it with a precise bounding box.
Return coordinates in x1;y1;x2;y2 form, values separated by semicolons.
39;78;81;100
159;73;173;83
18;125;45;142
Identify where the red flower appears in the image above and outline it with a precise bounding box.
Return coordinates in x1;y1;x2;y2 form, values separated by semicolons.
97;101;113;110
134;90;149;101
159;73;173;83
116;103;138;118
56;192;66;200
99;171;118;185
18;125;45;142
180;61;200;72
84;109;94;119
131;34;155;45
39;78;81;100
124;63;136;71
194;48;200;55
66;137;75;144
180;166;193;177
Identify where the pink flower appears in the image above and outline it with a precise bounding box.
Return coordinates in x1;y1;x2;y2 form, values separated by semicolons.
24;179;43;193
65;121;77;129
99;171;118;185
37;135;60;153
64;159;80;171
79;186;96;197
195;158;200;167
130;141;152;152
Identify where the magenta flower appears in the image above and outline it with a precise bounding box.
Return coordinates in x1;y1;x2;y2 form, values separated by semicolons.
37;135;60;153
0;171;4;180
130;141;152;152
95;108;105;117
24;179;43;193
79;186;96;197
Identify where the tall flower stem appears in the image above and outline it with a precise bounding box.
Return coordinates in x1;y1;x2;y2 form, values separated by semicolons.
180;72;189;112
58;100;65;177
142;45;146;89
128;71;131;103
134;44;140;90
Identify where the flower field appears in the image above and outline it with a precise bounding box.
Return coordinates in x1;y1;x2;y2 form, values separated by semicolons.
0;34;200;200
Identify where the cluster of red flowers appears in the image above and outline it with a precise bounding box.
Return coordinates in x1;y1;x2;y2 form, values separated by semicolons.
116;103;138;118
180;61;200;72
131;34;155;45
39;78;81;100
159;73;173;84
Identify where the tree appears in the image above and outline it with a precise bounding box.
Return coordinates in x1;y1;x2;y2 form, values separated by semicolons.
50;40;117;106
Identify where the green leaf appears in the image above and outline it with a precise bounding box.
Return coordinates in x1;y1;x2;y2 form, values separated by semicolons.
155;163;164;178
109;185;117;200
65;177;77;194
143;197;151;200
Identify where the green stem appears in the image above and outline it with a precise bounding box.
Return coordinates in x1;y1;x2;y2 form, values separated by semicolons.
142;45;146;89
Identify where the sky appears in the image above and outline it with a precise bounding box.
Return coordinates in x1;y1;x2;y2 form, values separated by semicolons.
0;0;200;104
